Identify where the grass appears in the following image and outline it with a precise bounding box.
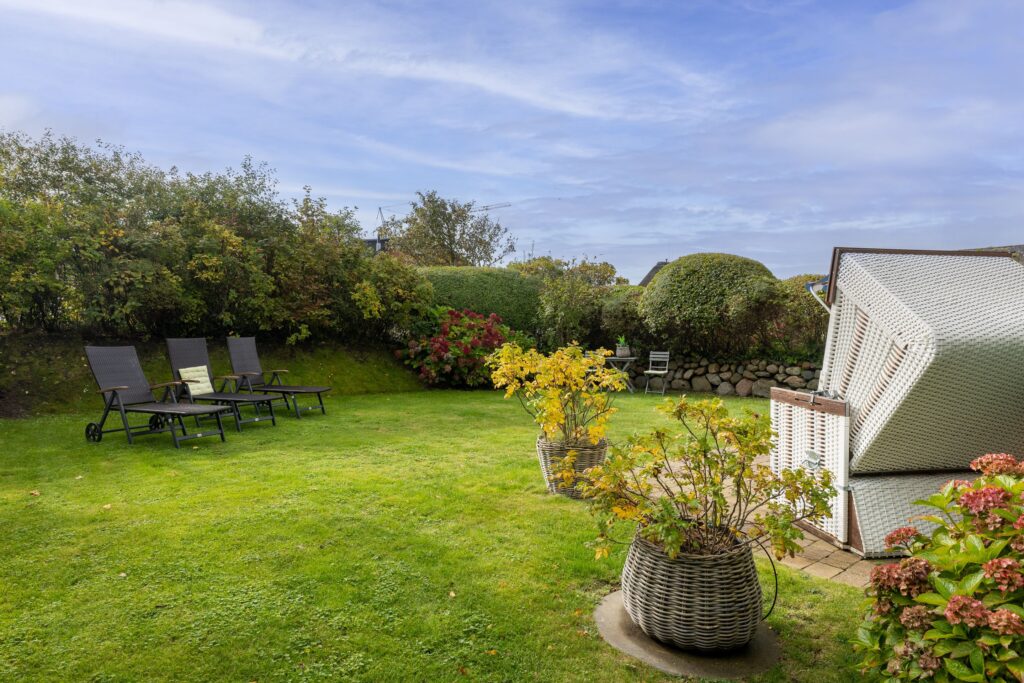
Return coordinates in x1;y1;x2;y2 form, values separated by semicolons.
0;390;863;682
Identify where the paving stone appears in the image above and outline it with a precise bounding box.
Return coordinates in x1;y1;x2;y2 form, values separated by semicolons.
780;555;812;570
820;552;861;569
833;570;870;588
802;562;842;580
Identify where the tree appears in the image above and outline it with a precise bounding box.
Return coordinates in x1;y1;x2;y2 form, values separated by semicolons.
381;191;515;266
537;259;623;348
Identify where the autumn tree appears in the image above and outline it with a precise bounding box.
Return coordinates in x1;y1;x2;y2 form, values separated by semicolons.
381;191;515;266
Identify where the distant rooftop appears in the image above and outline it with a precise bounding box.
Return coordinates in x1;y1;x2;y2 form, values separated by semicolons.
638;260;669;286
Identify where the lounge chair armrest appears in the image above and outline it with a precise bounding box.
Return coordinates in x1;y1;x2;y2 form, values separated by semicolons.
95;385;129;394
269;369;289;374
150;380;187;390
236;371;262;377
215;374;241;380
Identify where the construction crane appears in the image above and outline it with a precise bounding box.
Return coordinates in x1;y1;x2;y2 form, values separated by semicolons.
470;202;511;213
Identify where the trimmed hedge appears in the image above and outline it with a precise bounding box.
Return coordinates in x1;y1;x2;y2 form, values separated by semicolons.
600;285;651;352
639;253;782;357
421;266;541;333
773;274;829;360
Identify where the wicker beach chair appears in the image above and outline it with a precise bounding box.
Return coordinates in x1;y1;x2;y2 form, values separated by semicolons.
166;338;277;431
226;337;331;418
770;248;1024;557
84;345;231;448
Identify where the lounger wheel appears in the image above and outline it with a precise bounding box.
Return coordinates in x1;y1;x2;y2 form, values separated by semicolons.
149;415;166;430
85;423;102;443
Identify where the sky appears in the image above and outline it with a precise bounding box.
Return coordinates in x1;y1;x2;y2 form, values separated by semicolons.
2;0;1023;283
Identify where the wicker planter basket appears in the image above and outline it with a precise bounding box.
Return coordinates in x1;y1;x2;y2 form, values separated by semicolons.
621;535;762;652
535;436;607;498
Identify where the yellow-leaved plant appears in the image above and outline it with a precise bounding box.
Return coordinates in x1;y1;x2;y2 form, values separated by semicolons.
488;343;627;445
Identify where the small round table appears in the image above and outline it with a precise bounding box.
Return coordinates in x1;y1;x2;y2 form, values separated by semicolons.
607;356;637;393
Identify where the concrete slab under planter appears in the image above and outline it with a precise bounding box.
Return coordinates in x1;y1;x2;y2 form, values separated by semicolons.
593;591;781;679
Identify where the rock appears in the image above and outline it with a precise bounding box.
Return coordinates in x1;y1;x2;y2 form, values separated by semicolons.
648;377;664;390
758;360;767;370
807;379;818;391
785;366;802;376
716;381;735;396
699;358;709;366
706;373;721;386
668;360;679;371
735;378;754;397
754;371;770;378
708;363;719;374
683;369;694;380
751;379;775;398
691;376;713;393
766;364;778;374
814;370;821;378
775;374;786;382
684;362;697;369
719;371;732;381
801;370;815;380
784;375;806;388
671;378;691;391
743;371;757;380
694;367;706;376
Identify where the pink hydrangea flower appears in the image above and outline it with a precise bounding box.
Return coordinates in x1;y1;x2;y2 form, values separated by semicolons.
884;526;919;549
959;486;1010;515
982;558;1024;592
988;609;1024;636
944;595;989;628
870;558;932;597
898;605;934;631
970;453;1021;475
1014;514;1024;531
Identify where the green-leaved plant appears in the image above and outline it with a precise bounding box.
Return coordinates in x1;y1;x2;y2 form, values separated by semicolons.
572;397;834;560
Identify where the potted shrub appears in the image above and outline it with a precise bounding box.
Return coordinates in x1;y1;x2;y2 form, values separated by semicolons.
574;397;834;651
489;343;627;498
615;335;631;358
853;453;1024;681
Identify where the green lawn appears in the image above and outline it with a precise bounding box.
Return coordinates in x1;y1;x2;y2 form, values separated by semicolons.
0;390;863;682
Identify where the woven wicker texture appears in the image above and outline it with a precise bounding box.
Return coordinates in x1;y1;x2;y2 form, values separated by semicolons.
166;338;215;386
621;536;762;652
227;337;267;386
85;346;157;405
820;252;1024;473
770;400;849;542
850;473;976;558
535;436;606;498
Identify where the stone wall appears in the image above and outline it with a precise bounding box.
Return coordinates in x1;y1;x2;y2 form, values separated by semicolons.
625;357;821;398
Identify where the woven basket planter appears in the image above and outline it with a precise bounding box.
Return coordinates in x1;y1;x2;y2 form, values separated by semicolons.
535;436;607;499
621;535;762;652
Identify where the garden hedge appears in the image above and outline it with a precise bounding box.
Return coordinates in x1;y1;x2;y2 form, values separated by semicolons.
421;266;541;333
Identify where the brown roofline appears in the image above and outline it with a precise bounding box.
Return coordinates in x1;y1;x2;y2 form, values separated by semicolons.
825;247;1014;306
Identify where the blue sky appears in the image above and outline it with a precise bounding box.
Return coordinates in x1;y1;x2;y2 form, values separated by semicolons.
2;0;1022;282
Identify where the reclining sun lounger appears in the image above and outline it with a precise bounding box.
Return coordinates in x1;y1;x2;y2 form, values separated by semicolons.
226;337;331;418
84;345;231;448
770;248;1024;557
166;337;277;431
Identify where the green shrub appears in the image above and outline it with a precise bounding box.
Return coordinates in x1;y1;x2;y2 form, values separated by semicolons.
771;274;829;361
639;253;782;357
599;285;650;353
421;266;541;333
853;454;1024;680
536;259;620;349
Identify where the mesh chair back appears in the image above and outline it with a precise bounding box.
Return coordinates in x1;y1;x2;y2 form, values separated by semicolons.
166;338;214;384
227;337;265;387
85;345;155;405
647;351;670;372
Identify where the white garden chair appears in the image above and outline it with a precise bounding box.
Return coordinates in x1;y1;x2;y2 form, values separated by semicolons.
643;351;670;395
771;248;1024;556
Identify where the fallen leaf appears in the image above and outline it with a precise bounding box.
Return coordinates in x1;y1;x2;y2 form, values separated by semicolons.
75;475;84;480
448;591;456;598
118;572;127;578
29;490;40;496
485;649;497;656
573;609;584;617
102;504;112;510
457;667;468;676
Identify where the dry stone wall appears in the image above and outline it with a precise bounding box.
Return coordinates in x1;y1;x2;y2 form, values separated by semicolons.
625;357;821;397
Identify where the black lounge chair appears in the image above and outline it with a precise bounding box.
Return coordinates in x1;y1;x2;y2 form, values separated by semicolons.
84;345;231;448
166;337;277;431
226;336;331;418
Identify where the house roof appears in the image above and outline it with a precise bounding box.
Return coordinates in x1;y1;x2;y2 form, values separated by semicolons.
638;260;669;286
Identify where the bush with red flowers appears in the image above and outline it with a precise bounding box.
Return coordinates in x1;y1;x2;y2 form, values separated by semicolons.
398;308;525;387
853;453;1024;681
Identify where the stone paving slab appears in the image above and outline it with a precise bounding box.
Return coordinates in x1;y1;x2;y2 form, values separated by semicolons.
784;537;886;588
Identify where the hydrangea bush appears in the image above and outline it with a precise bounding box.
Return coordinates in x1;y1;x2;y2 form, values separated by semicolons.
854;453;1024;682
399;308;519;387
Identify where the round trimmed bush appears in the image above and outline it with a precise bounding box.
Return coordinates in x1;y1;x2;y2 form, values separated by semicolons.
639;253;781;357
420;266;541;334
